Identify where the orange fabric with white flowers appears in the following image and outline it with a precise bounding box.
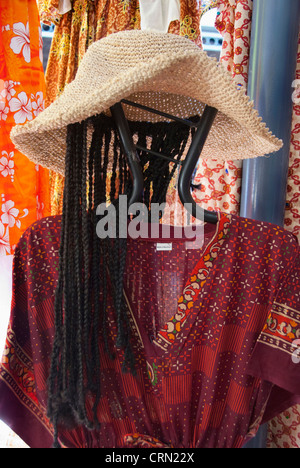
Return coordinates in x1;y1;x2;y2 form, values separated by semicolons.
0;0;50;256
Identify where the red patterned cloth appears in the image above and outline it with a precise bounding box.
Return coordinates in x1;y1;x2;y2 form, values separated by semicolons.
193;1;253;216
124;433;173;448
284;32;300;238
216;0;253;88
0;213;300;448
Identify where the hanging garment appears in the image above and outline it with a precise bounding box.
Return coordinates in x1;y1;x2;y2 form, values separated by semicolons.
267;31;300;450
6;27;283;448
139;0;180;32
193;0;253;216
284;32;300;238
0;0;50;255
0;212;299;448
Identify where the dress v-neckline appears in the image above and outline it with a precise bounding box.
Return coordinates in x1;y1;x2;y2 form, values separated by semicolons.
124;212;232;359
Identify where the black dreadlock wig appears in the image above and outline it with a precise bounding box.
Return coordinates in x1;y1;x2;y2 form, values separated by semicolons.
47;112;195;447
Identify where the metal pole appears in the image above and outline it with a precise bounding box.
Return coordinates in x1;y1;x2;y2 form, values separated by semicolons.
240;0;300;227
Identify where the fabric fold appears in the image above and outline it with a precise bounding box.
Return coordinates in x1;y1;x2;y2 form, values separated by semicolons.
139;0;180;33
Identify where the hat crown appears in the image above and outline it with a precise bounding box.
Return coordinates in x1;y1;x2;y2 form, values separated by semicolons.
76;29;199;80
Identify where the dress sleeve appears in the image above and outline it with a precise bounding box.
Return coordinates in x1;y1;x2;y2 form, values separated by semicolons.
0;223;54;448
247;246;300;417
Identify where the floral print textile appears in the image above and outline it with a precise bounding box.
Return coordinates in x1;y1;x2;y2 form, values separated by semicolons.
284;33;300;239
192;0;253;216
267;406;300;449
0;0;50;256
216;0;252;88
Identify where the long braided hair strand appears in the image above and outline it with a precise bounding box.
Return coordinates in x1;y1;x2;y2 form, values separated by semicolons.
47;113;195;446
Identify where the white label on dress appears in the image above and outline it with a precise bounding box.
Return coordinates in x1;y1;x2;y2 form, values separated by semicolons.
156;243;173;251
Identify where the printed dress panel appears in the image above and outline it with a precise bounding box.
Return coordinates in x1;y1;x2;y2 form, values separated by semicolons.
0;213;300;448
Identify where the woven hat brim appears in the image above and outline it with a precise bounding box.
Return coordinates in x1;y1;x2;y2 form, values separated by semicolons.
11;35;283;176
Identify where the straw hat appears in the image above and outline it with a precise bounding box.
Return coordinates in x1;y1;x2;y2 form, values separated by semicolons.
11;29;282;175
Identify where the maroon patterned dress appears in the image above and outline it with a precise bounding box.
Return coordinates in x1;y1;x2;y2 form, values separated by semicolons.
0;213;300;448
